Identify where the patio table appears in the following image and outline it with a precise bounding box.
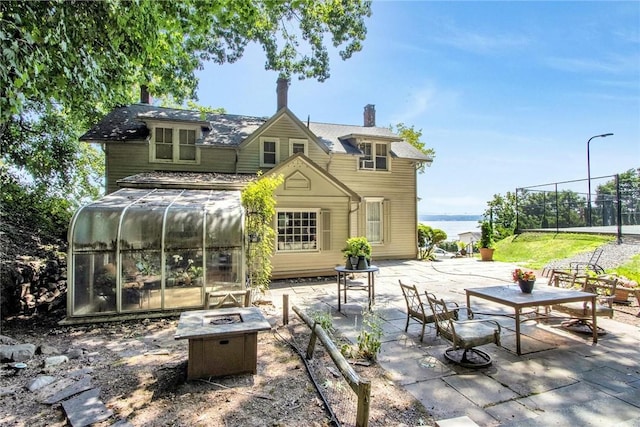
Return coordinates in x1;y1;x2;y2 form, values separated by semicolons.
335;265;379;311
465;284;597;355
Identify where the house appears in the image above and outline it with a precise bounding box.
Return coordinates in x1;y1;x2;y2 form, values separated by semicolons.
68;79;431;319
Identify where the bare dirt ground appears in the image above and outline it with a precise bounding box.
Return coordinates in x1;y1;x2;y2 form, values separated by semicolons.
0;301;432;427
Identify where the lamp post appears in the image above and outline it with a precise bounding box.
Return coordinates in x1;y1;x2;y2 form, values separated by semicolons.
587;133;613;226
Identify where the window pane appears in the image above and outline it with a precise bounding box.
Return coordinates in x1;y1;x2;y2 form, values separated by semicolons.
366;202;382;243
165;128;173;142
180;145;196;160
156;144;173;160
264;152;276;164
276;211;317;251
376;156;387;170
179;129;196;145
292;143;305;154
264;141;276;152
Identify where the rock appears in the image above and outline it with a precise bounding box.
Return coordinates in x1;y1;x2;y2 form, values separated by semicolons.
27;375;57;392
66;348;84;359
0;343;37;362
0;386;18;397
43;355;69;369
0;335;19;345
38;344;60;355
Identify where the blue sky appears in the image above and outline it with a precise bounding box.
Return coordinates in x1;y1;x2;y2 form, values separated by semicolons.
195;1;640;215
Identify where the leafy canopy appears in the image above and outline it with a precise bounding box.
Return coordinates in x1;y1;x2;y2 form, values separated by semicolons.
392;123;435;173
1;0;372;122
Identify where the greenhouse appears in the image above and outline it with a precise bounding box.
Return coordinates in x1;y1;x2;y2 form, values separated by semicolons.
68;188;246;319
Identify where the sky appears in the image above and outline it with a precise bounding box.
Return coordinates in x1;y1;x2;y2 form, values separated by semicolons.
194;1;640;215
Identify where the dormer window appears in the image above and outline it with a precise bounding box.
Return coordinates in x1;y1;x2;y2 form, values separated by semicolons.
151;126;200;164
358;142;388;171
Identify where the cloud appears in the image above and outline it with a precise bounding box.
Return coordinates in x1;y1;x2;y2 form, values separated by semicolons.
429;21;531;55
388;83;460;125
544;53;640;75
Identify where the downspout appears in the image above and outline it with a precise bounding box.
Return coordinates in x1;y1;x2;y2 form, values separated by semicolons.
234;148;240;174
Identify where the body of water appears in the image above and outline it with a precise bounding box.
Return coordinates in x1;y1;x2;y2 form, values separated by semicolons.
419;220;480;241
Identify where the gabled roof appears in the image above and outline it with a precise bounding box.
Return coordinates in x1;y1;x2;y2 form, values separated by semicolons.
266;153;361;202
239;107;329;154
80;104;432;162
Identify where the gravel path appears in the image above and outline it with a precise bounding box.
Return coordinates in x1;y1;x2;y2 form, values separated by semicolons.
544;242;640;273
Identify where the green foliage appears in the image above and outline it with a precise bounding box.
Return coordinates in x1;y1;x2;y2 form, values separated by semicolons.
241;173;284;291
479;221;494;249
595;168;640;225
1;0;372;122
610;253;640;284
392;123;435;173
311;310;334;335
417;224;447;259
356;309;383;361
0;169;73;240
493;232;614;270
342;236;372;260
483;192;516;240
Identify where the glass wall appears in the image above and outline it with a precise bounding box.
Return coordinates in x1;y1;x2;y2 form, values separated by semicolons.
69;189;245;318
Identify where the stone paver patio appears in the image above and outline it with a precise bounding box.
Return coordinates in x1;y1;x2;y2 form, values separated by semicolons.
268;258;640;426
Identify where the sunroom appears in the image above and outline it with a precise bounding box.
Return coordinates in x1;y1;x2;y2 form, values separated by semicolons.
67;188;246;320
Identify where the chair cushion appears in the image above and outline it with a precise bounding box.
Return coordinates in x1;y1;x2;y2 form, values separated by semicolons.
554;302;613;317
450;321;498;348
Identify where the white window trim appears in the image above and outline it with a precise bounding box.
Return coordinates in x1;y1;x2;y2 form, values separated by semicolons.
275;208;320;253
364;197;384;244
289;138;308;156
150;125;201;164
260;137;280;167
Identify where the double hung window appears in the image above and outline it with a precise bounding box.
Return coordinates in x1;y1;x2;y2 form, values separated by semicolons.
358;142;388;171
260;138;279;167
152;126;199;163
365;198;383;243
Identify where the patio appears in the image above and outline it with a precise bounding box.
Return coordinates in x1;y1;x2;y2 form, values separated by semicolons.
268;258;640;426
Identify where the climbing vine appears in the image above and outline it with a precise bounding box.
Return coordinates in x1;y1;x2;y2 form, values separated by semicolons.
241;173;284;291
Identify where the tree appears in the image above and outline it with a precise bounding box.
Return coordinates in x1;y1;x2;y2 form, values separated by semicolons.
483;192;517;239
596;168;640;226
0;0;372;239
1;0;372;123
417;224;447;260
392;123;435;173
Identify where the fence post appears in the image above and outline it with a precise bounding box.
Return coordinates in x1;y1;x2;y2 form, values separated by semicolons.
283;294;289;325
356;380;371;427
616;174;622;244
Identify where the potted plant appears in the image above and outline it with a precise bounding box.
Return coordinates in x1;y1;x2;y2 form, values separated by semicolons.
457;241;467;256
479;221;495;261
342;236;372;270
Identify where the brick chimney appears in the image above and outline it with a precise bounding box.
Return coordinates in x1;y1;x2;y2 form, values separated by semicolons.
364;104;375;127
277;77;290;111
140;85;151;104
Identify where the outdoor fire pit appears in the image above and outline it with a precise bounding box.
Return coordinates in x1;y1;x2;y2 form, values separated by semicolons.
175;307;271;379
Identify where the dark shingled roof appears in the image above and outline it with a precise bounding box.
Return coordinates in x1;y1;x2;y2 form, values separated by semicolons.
81;104;432;162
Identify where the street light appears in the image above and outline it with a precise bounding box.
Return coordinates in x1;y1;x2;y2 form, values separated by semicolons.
587;133;613;226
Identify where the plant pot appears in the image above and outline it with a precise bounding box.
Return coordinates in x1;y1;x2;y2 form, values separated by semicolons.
479;248;494;261
356;256;369;270
518;279;535;293
614;287;632;304
347;256;359;270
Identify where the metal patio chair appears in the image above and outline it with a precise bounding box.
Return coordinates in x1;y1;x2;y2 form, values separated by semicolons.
425;292;501;368
555;275;618;335
399;280;461;341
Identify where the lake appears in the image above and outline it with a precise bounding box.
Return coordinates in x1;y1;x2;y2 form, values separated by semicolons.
419;220;480;241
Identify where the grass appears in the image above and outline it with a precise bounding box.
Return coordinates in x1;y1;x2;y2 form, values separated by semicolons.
490;232;640;285
492;232;615;271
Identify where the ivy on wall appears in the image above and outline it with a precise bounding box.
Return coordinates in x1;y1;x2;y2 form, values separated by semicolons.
241;173;284;291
